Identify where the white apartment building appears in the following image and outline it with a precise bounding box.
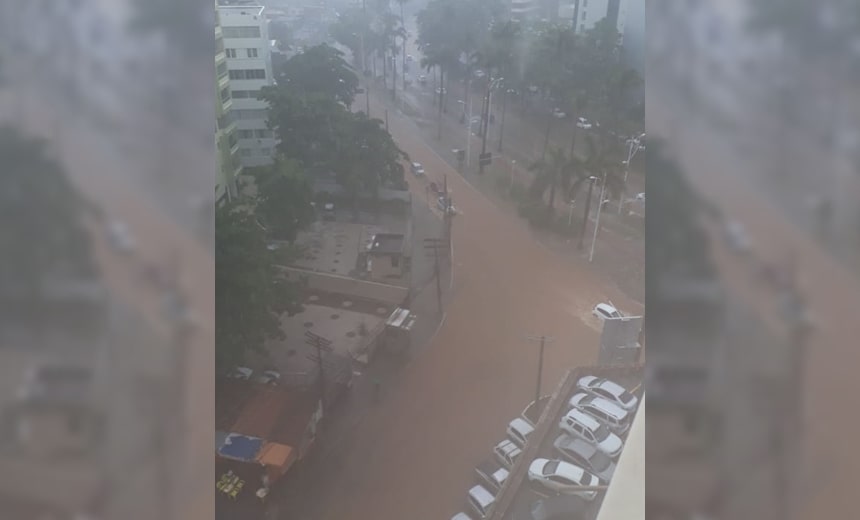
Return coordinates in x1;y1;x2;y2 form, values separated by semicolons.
509;0;539;22
217;3;278;168
561;0;629;39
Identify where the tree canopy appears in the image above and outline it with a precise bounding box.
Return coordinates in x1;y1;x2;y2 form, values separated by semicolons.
251;159;316;242
276;44;360;106
215;202;304;372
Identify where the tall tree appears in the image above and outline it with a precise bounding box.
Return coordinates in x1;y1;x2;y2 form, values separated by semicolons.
276;44;360;107
251;160;315;242
0;126;98;297
215;203;304;372
528;146;575;216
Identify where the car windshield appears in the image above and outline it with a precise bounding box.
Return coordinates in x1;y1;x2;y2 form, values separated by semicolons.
544;460;560;475
593;424;611;441
619;390;635;405
583;471;598;486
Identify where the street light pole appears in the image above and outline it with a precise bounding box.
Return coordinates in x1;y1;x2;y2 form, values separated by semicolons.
466;79;473;168
577;176;597;250
526;335;555;404
498;87;509;152
589;171;608;262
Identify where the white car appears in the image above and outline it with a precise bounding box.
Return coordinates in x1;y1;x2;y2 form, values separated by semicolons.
569;393;631;435
467;484;495;518
255;370;281;385
576;376;638;411
493;438;522;468
451;514;474;520
227;366;253;380
576;117;593;129
553;434;617;482
506;417;535;448
411;162;425;176
435;87;447;95
559;408;623;459
527;458;600;500
418;75;427;84
592;303;622;321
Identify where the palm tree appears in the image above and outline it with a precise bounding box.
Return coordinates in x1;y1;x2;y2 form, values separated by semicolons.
568;135;625;203
528;146;575;216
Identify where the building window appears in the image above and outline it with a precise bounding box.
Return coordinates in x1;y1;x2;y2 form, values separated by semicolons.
237;129;254;139
223;26;261;39
240;149;252;157
228;69;266;80
217;62;228;79
226;48;237;58
217;114;232;130
231;89;261;99
391;256;400;268
247;48;258;58
220;87;231;102
233;109;268;120
580;23;585;31
254;129;272;138
259;147;271;156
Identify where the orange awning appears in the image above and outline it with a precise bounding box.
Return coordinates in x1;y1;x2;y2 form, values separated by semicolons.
255;442;294;470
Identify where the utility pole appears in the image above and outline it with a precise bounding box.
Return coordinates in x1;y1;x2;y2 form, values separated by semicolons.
589;171;608;262
479;86;491;175
304;331;333;416
498;87;508;152
525;335;555;403
466;79;473;168
385;108;389;132
362;0;370;116
577;176;598;250
423;238;446;314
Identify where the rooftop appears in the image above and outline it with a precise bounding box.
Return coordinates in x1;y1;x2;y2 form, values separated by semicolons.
252;303;388;375
215;378;316;448
368;233;406;255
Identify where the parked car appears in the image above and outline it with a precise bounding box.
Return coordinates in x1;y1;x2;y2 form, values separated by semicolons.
527;459;600;500
493;438;523;468
467;484;496;518
576;376;638;411
411;161;425;176
521;395;551;427
559;409;623;459
592;302;622;321
451;513;474;520
506;417;535;448
475;459;509;494
418;74;427;84
255;370;281;385
227;366;253;380
553;434;616;482
568;393;631;435
519;495;591;520
576;117;593;129
435;87;447;95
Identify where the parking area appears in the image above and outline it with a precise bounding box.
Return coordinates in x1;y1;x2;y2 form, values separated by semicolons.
449;366;643;520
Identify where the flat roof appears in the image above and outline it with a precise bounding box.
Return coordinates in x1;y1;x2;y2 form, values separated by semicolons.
368;233;406;255
215;378;316;447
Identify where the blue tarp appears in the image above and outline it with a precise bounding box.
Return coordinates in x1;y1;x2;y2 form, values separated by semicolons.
217;433;264;462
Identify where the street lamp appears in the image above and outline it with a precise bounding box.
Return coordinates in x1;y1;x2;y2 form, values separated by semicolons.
479;77;503;175
619;136;644;215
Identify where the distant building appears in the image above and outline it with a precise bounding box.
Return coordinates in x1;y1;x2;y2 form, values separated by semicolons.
217;3;278;168
508;0;540;22
216;8;242;202
562;0;629;39
365;233;408;282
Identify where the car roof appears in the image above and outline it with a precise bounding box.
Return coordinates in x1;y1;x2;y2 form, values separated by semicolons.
468;485;495;506
509;417;535;434
565;408;601;430
593;378;628;396
551;460;587;482
583;396;629;418
555;434;597;457
595;302;617;312
451;513;473;520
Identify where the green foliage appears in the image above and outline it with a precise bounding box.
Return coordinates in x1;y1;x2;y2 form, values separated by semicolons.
251;160;315;242
215;203;305;372
0;126;97;294
276;44;359;106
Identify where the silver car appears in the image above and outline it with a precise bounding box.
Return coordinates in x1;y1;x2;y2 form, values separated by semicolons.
553;434;616;482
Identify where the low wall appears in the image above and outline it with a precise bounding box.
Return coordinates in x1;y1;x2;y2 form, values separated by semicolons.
278;266;409;307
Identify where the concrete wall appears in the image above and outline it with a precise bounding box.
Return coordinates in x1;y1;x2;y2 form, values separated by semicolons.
278;266;409;306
